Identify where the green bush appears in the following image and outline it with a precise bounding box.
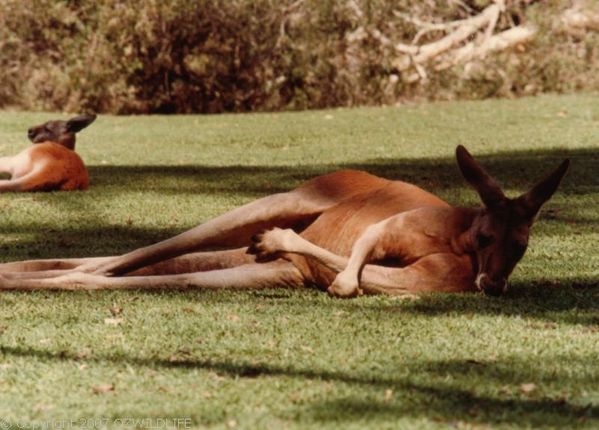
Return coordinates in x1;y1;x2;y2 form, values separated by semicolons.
0;0;597;114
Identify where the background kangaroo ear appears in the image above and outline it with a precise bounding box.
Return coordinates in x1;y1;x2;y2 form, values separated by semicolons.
66;114;97;133
455;145;506;208
515;159;570;219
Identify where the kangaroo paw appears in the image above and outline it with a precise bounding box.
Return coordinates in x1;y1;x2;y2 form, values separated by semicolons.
247;227;291;262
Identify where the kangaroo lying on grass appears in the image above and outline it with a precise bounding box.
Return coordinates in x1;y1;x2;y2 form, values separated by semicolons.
0;146;568;297
0;114;96;192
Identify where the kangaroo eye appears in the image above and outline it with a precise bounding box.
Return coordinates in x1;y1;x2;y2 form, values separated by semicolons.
476;233;494;248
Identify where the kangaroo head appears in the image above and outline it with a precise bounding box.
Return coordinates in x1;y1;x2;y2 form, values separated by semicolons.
27;114;96;150
455;145;569;296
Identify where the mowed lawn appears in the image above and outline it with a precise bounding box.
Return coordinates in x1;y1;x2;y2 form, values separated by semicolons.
0;94;597;429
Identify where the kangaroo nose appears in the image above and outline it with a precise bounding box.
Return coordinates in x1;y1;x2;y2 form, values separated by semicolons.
27;128;35;139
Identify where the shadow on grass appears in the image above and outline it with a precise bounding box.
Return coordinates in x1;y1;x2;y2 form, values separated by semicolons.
0;344;596;426
117;278;598;326
0;224;182;260
351;280;599;326
0;146;596;259
4;276;596;327
300;391;597;428
85;146;598;197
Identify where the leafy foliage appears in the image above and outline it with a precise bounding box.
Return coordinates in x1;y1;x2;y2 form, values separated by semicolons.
0;0;597;113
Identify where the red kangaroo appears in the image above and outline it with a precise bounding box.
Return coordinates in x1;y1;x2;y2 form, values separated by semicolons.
0;115;96;192
0;146;568;296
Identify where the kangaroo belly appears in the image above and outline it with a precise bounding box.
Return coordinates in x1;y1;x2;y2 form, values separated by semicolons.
295;181;449;287
7;151;36;178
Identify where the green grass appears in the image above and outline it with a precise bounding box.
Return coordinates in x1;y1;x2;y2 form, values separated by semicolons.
0;94;597;429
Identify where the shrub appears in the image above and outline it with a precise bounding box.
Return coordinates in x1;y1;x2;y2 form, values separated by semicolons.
0;0;597;114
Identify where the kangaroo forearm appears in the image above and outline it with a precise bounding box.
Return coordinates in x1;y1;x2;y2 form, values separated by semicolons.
344;222;387;280
289;238;349;272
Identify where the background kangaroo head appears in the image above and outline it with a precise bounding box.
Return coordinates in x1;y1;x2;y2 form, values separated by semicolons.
27;114;97;150
455;145;569;296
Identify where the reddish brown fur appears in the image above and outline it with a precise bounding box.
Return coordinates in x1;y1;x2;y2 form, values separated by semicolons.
24;143;89;191
295;176;449;286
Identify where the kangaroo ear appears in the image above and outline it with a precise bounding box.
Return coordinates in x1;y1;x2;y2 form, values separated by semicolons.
515;159;569;219
66;114;97;133
455;145;506;208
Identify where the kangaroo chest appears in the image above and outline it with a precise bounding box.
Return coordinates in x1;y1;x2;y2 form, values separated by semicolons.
295;182;449;287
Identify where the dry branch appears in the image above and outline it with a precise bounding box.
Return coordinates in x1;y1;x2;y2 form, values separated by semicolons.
436;25;537;70
394;0;505;67
388;0;543;82
394;11;465;44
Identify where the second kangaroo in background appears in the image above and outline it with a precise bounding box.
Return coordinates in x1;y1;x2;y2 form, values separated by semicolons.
0;114;96;192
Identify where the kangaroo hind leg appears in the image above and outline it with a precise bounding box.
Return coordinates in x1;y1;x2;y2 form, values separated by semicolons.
81;186;339;276
0;260;304;291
